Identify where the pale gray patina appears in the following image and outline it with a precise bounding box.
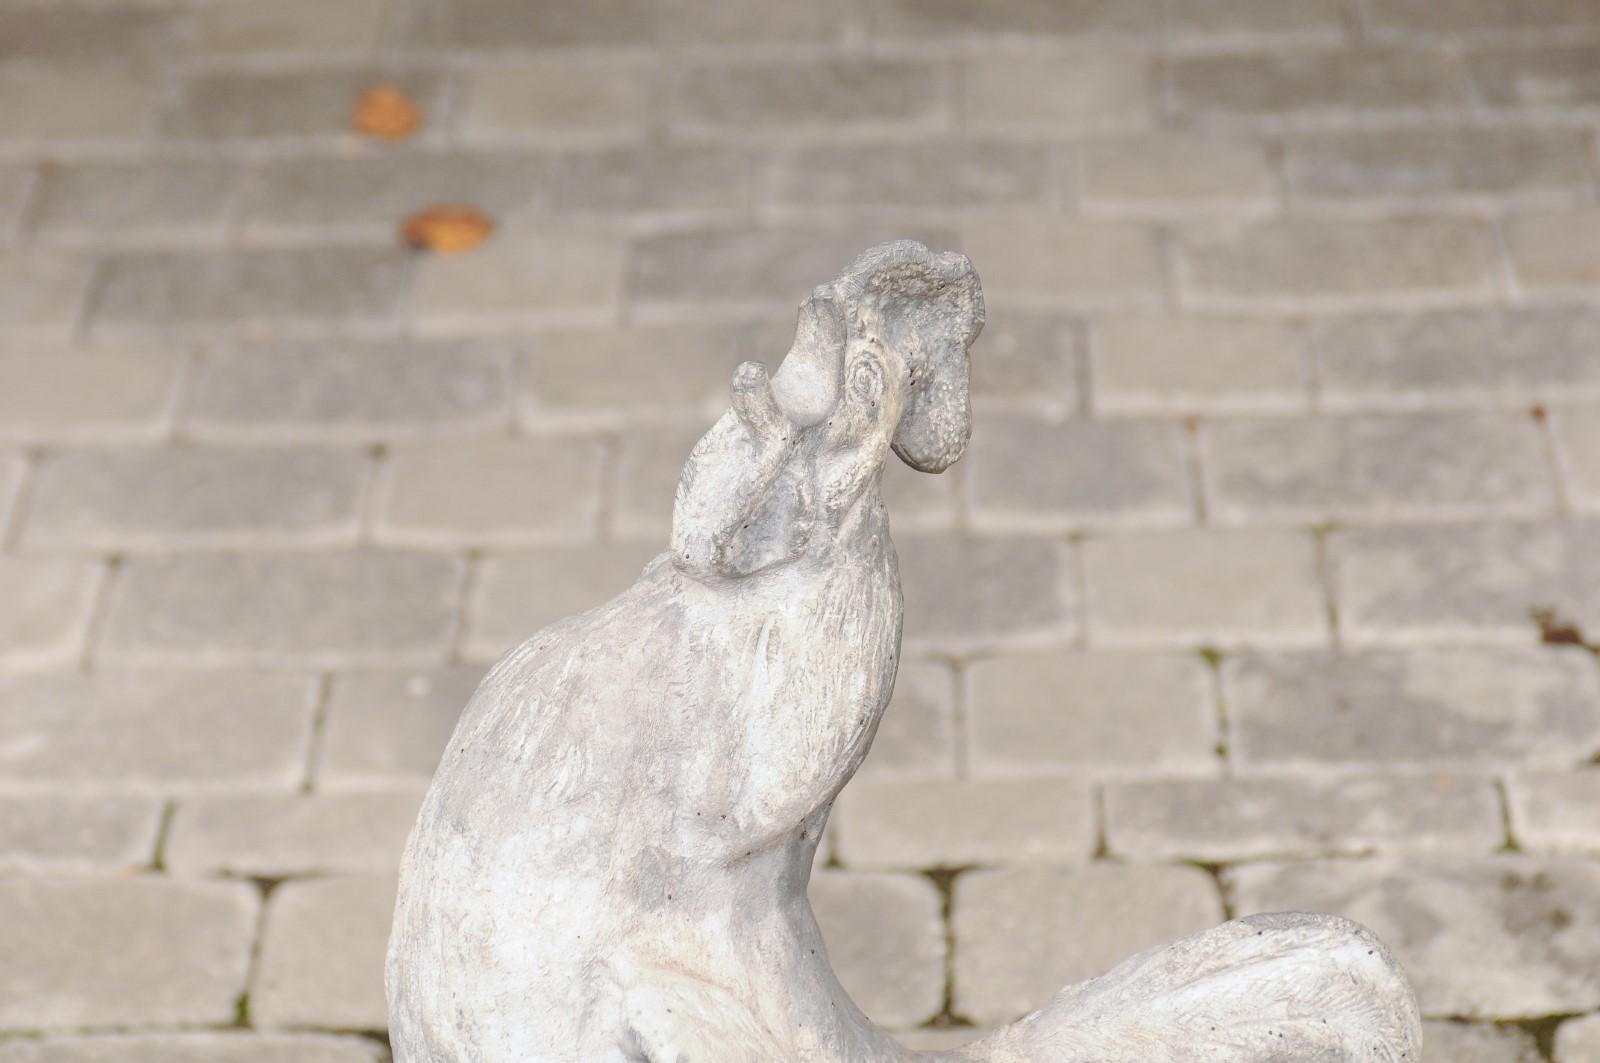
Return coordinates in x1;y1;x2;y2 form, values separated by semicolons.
387;241;1423;1062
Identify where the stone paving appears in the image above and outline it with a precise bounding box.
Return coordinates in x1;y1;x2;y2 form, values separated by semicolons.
0;0;1599;1059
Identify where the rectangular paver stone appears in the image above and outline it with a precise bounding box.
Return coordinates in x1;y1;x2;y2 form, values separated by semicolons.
1234;857;1600;1018
462;57;652;138
0;557;103;670
0;670;318;790
22;446;371;550
465;544;659;661
0;67;158;143
1225;647;1600;770
191;0;385;54
1506;210;1600;293
953;865;1223;1026
1080;136;1277;214
93;248;411;332
99;552;464;667
0;1034;386;1063
856;659;959;781
1201;412;1556;524
318;666;483;787
1313;309;1600;409
967;651;1218;777
963;219;1164;308
1551;409;1600;513
253;875;395;1031
1105;775;1503;861
1422;1021;1542;1063
969;416;1192;530
0;795;163;872
769;141;1055;211
1331;520;1600;644
963;50;1154;132
809;871;946;1029
1286;128;1594;205
0;250;93;337
518;323;744;426
1091;316;1309;413
835;778;1094;869
157;68;447;142
165;789;425;877
1467;43;1600;109
0;875;257;1030
32;161;240;247
668;57;946;136
897;533;1079;652
1082;528;1327;648
375;437;605;547
0;344;185;441
1169;48;1466;123
400;0;657;46
1506;772;1600;855
412;232;622;332
1556;1014;1600;1062
184;339;513;442
1177;218;1498;309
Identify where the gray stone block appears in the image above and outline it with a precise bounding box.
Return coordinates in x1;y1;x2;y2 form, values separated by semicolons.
1286;128;1594;204
1331;520;1600;644
1421;1021;1541;1063
254;875;396;1031
967;650;1218;776
464;544;659;661
1082;528;1327;647
1506;210;1600;292
0;68;158;144
1202;412;1556;524
952;865;1224;1026
1505;772;1600;855
22;446;371;550
768;142;1055;211
410;231;622;333
963;219;1164;309
1555;1014;1600;1062
32;161;240;247
809;871;946;1029
166;789;426;877
374;437;605;547
962;49;1154;132
896;533;1079;652
667;57;946;135
1467;43;1600;108
1090;316;1309;413
968;416;1193;530
1169;47;1466;122
855;659;959;781
0;1034;386;1063
0;557;103;670
0;343;185;442
93;249;412;332
0;795;163;872
0;250;92;337
157;68;447;142
1080;136;1277;214
1226;647;1600;769
99;552;464;667
0;671;318;790
318;666;483;787
0;875;257;1030
835;778;1094;869
1105;775;1503;861
461;57;652;138
184;339;513;442
399;0;657;47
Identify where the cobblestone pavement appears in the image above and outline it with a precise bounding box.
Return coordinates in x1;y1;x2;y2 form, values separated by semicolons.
1;1;1599;1059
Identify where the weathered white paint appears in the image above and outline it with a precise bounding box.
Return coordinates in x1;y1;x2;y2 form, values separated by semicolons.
387;241;1422;1062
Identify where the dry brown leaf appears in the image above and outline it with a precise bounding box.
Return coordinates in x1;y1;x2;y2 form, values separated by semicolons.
354;84;423;141
402;205;495;254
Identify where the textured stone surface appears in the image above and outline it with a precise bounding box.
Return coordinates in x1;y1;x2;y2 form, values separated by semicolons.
963;50;1154;132
185;340;513;441
0;558;103;670
1082;529;1327;647
0;671;317;790
896;533;1079;651
952;865;1225;1026
32;161;239;247
1079;136;1277;214
1202;412;1555;523
0;250;93;337
1226;648;1600;770
1421;1021;1541;1063
962;220;1164;308
1313;309;1600;408
1105;775;1503;860
968;417;1192;529
1551;409;1600;513
966;651;1218;776
375;438;604;546
463;544;658;661
1332;521;1600;644
1169;48;1465;122
1090;317;1309;413
854;660;959;781
318;667;482;786
0;795;163;872
0;344;186;441
462;58;652;138
1506;210;1600;292
1285;128;1594;204
1506;772;1600;854
1234;858;1600;1018
835;778;1094;868
166;790;426;877
255;875;395;1030
99;553;464;667
0;1034;386;1063
22;446;371;550
0;876;257;1030
809;872;947;1029
1555;1014;1600;1062
410;232;623;331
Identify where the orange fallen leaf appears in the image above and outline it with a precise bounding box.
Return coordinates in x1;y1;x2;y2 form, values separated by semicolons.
354;84;422;141
402;205;495;254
